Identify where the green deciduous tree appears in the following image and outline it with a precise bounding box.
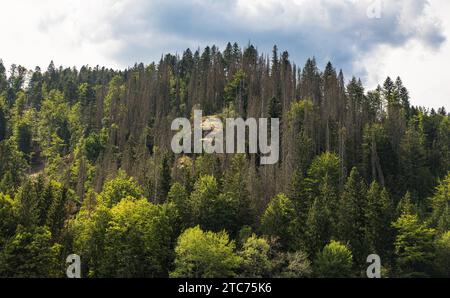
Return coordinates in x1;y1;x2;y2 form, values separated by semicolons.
98;198;177;277
238;234;271;277
314;240;353;278
393;213;436;277
99;170;143;207
191;175;235;233
70;203;111;277
306;152;341;197
170;226;241;278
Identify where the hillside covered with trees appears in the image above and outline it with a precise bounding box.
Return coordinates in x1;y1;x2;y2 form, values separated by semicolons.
0;43;449;278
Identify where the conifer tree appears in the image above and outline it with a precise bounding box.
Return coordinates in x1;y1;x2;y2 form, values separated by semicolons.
430;174;450;233
365;181;395;263
168;182;192;229
221;154;253;234
306;178;334;256
337;167;368;265
261;193;300;251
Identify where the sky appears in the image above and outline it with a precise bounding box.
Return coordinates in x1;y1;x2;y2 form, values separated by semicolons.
0;0;448;109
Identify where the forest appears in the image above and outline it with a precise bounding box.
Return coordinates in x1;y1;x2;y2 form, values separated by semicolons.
0;42;449;278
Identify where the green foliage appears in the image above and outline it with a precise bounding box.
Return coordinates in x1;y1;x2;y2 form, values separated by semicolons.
224;70;245;104
0;226;61;278
261;193;300;250
98;198;177;277
0;193;16;245
99;170;144;207
13;181;40;227
38;90;72;156
268;96;282;119
191;175;235;233
397;191;417;216
393;213;436;277
362;123;397;190
399;125;434;198
170;226;241;278
45;181;70;240
314;240;353;278
221;154;254;235
0;139;27;191
168;182;192;229
84;130;107;163
70;203;112;277
296;153;340;248
337;167;368;264
366;181;395;262
338;168;367;264
12;108;34;160
306;179;334;256
306;152;341;195
238;234;271;277
0;97;8;141
103;75;125;125
276;251;312;278
0;45;449;278
13;177;69;230
194;154;222;180
434;231;450;277
160;153;172;201
430;174;450;233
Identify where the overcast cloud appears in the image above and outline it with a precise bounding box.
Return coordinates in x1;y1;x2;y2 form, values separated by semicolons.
0;0;448;109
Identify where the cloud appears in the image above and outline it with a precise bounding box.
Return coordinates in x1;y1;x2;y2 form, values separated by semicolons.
95;0;446;74
2;0;445;69
0;0;448;108
363;0;450;109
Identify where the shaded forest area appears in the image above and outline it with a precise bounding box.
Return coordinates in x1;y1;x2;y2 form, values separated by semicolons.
0;42;449;278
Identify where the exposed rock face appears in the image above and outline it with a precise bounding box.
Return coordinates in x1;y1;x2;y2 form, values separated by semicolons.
200;116;223;144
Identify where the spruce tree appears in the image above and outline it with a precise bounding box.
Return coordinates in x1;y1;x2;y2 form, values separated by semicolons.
337;167;368;265
365;182;395;263
261;193;300;251
221;154;253;235
306;178;334;256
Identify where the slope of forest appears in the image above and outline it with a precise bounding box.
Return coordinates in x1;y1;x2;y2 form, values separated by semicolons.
0;43;449;278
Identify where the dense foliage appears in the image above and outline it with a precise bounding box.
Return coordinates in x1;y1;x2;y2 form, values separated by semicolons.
0;43;449;277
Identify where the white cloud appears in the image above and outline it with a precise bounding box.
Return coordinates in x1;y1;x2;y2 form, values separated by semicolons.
0;0;123;69
362;0;450;109
0;0;448;108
